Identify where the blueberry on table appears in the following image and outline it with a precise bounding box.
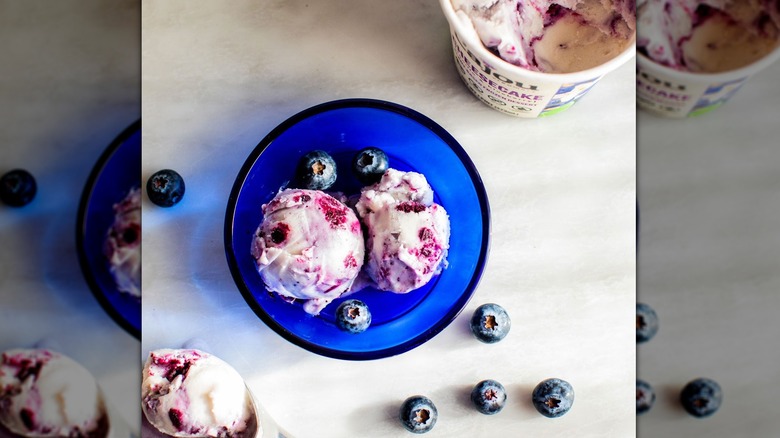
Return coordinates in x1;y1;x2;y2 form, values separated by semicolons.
471;379;507;415
146;169;185;207
0;169;37;207
296;150;337;190
636;302;659;343
470;303;511;343
352;147;389;184
335;299;371;334
680;378;722;418
399;395;437;434
532;378;574;418
636;379;655;415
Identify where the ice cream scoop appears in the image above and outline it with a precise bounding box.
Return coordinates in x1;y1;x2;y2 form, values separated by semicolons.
141;349;254;438
104;186;141;298
637;0;780;72
451;0;636;73
355;169;450;293
0;349;107;438
251;189;365;315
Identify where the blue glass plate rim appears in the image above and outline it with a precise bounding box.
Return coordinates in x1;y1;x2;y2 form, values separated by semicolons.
224;98;491;360
76;119;141;340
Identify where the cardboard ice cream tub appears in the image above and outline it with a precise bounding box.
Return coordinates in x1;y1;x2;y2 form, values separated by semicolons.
637;46;780;118
438;0;636;118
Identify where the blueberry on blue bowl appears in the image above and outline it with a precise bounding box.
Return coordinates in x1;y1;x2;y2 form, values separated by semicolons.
399;395;437;434
335;299;371;334
352;147;389;184
636;379;655;415
680;378;722;418
471;379;506;415
532;378;574;418
0;169;37;207
636;302;658;343
147;169;185;207
470;303;511;343
295;150;337;190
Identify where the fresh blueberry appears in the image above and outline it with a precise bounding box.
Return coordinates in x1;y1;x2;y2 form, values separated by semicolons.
335;299;371;334
532;378;574;418
636;379;655;415
0;169;37;207
352;147;389;184
469;303;511;343
399;395;437;434
680;378;722;418
146;169;185;207
636;302;659;343
296;150;337;190
470;379;506;415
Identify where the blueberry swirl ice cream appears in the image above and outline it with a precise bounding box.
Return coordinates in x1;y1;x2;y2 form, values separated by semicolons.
355;169;450;293
451;0;636;72
103;187;141;298
0;349;107;438
141;349;254;438
251;189;365;315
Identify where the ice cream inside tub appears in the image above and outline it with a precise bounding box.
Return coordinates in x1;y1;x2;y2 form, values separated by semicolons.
638;0;780;72
0;349;107;438
104;186;141;298
355;169;451;294
141;349;254;438
251;189;365;315
451;0;636;73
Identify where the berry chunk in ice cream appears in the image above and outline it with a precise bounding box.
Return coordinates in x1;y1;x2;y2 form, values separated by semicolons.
0;349;107;438
104;186;141;298
141;349;254;438
355;169;450;293
251;189;365;315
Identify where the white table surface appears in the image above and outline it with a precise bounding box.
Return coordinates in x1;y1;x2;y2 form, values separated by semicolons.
0;0;141;434
141;1;635;437
637;59;780;436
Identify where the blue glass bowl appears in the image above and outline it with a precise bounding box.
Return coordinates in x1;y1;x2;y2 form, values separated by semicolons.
76;120;141;339
225;100;490;360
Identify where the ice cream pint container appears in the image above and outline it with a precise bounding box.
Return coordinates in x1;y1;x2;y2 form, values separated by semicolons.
637;47;780;118
438;0;636;118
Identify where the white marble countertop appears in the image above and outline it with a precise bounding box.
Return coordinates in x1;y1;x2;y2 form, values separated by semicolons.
637;59;780;436
0;0;141;434
141;1;635;437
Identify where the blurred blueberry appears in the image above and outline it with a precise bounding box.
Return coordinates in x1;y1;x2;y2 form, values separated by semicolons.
296;150;337;190
146;169;185;207
352;147;389;184
532;378;574;418
636;379;655;415
0;169;37;207
470;303;511;343
399;395;437;434
636;302;658;343
470;379;506;415
335;299;371;334
681;378;722;418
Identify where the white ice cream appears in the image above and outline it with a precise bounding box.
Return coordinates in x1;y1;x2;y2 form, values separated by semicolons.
355;169;450;293
104;186;141;298
251;189;365;315
0;349;105;438
638;0;780;72
451;0;636;72
141;349;253;438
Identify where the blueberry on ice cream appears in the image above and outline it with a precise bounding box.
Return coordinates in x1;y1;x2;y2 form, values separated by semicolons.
251;189;365;315
0;349;107;438
104;187;141;298
451;0;637;73
355;169;450;294
141;349;254;437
